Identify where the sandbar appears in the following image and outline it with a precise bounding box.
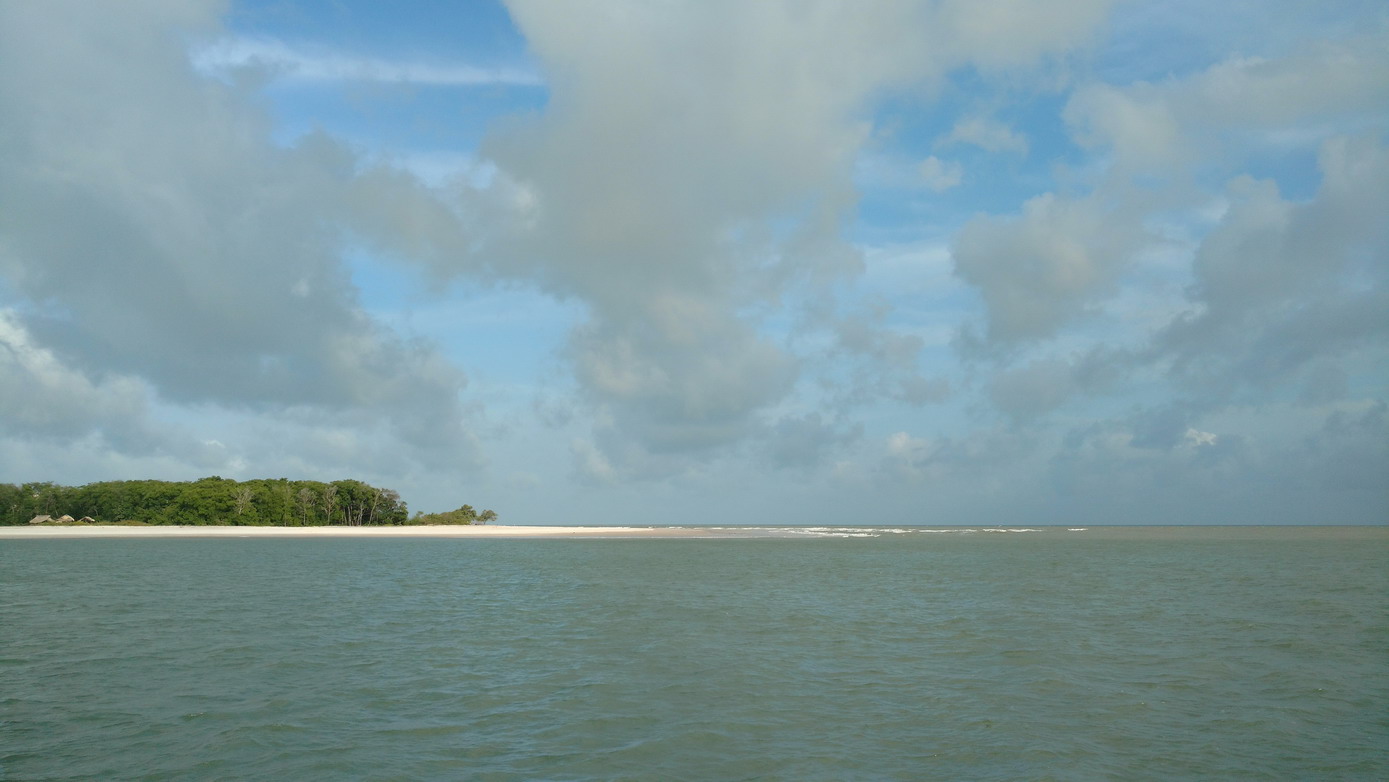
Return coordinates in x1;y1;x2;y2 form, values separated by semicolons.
0;524;745;539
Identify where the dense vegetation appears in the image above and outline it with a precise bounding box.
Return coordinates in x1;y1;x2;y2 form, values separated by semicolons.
0;477;493;527
411;505;498;525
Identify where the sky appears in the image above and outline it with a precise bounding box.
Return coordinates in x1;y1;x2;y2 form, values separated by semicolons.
1;0;1386;526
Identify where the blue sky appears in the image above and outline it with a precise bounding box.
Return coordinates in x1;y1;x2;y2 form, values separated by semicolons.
1;0;1386;525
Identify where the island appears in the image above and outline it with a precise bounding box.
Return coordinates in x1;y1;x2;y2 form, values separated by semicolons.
0;477;495;528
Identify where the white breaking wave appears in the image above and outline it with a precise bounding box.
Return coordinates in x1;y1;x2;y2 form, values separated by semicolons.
693;526;1054;538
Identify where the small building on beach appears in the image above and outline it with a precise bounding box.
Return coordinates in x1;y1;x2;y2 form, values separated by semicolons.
28;515;53;524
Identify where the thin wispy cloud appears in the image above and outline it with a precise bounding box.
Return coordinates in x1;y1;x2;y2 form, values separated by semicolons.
191;36;543;87
939;116;1030;155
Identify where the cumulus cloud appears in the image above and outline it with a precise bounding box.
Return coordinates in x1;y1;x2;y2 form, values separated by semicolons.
823;311;949;408
950;30;1387;516
5;0;1383;528
936;0;1111;69
484;0;935;464
0;312;163;451
956;19;1387;448
1158;134;1389;395
447;0;1110;472
953;193;1144;343
0;0;480;471
569;299;797;455
265;0;1111;483
1065;27;1389;175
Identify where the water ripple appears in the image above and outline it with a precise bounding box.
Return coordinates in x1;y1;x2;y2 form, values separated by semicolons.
2;532;1386;780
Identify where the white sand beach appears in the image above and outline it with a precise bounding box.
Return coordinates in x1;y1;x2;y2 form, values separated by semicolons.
0;524;737;539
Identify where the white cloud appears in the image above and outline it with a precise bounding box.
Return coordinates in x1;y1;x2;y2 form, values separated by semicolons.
953;192;1144;343
887;430;927;457
0;311;157;445
955;19;1388;451
822;311;949;408
1183;428;1217;447
919;155;963;191
473;1;933;465
939;116;1030;155
7;0;1380;528
191;36;542;86
1158;134;1389;393
937;0;1112;69
463;0;1112;470
1065;27;1389;174
0;0;481;475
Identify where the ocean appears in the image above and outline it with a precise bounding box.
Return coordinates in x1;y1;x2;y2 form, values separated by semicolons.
3;526;1386;780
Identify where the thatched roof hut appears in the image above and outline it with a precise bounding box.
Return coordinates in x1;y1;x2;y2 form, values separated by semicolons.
78;516;96;524
28;515;53;524
56;514;75;523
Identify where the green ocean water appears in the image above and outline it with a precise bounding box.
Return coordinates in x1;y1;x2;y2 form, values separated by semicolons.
3;527;1386;781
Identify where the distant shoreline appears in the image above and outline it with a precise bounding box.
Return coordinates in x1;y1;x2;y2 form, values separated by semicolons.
0;525;735;539
2;524;1384;541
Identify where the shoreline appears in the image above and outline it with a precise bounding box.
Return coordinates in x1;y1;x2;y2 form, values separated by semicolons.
1;524;1384;541
0;524;743;539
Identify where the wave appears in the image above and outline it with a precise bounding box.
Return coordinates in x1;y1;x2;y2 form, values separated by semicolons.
694;526;1059;538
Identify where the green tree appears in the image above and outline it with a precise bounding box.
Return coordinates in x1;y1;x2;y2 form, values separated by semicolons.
0;478;434;527
0;484;25;525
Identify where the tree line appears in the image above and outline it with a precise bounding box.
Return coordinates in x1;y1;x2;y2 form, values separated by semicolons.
0;477;489;527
